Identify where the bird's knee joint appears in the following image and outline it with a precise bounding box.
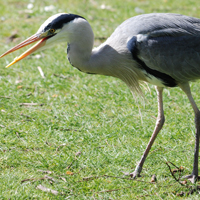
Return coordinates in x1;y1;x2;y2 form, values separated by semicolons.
156;116;165;126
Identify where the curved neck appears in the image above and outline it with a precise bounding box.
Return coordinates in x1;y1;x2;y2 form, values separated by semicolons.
68;43;117;76
66;18;93;70
66;18;146;95
66;18;114;76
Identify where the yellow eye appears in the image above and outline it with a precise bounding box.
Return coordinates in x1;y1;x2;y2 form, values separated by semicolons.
49;29;55;34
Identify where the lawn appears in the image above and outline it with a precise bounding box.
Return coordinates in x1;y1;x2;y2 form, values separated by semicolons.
1;0;200;199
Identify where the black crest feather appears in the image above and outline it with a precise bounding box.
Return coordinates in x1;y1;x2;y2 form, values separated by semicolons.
43;13;85;32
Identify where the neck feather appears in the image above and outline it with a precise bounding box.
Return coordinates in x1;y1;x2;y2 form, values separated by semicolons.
66;18;147;95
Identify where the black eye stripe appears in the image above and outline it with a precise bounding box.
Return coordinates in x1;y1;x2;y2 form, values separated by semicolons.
44;14;85;32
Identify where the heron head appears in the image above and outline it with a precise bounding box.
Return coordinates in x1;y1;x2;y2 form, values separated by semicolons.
0;13;85;68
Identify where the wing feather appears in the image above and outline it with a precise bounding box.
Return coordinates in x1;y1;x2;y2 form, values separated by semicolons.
110;13;200;83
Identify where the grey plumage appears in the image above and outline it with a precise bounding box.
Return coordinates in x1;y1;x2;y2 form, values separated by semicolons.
1;12;200;183
108;13;200;84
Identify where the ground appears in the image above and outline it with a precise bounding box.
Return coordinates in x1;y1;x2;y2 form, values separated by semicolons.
0;0;200;199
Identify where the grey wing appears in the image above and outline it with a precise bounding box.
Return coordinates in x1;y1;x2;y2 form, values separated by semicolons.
133;14;200;83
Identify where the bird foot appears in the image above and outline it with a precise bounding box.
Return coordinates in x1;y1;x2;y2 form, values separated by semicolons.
182;174;200;183
122;171;141;178
130;171;141;179
122;165;142;179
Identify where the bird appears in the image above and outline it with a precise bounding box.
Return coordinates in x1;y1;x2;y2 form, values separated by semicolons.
1;12;200;183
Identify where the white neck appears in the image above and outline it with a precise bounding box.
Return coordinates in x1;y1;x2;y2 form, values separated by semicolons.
66;18;116;76
66;18;146;94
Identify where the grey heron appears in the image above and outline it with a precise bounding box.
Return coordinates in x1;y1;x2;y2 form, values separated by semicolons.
1;13;200;183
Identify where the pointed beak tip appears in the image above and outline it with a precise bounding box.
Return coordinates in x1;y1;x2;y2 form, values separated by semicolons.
1;33;48;68
5;64;11;68
5;57;19;68
5;64;12;68
0;54;5;59
0;33;43;64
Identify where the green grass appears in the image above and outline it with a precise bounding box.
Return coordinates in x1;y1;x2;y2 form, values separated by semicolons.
1;0;200;199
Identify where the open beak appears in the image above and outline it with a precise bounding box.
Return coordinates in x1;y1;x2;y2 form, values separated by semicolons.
0;34;48;68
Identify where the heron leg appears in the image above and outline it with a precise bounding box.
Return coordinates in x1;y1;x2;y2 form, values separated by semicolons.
180;83;200;183
130;86;165;178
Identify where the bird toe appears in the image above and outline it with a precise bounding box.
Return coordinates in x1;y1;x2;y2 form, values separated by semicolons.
122;171;141;178
129;171;141;179
182;174;200;183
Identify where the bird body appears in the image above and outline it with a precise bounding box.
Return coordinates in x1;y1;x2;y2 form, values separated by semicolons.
1;12;200;183
106;13;200;86
64;13;200;93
